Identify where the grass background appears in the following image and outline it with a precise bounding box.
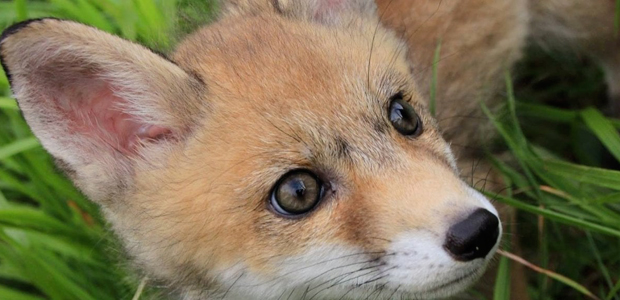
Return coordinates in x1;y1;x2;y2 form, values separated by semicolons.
0;1;618;299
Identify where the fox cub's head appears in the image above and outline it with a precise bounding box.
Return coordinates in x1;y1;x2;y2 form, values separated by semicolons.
0;0;501;298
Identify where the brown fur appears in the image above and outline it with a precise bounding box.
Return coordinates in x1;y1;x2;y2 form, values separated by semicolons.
0;0;618;299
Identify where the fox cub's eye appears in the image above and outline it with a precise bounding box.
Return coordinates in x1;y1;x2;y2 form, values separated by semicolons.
388;93;423;136
271;170;323;216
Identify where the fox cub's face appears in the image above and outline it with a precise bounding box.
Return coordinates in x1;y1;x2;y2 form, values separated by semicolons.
0;0;501;299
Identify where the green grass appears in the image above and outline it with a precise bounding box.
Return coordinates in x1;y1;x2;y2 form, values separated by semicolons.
0;1;619;300
487;50;620;299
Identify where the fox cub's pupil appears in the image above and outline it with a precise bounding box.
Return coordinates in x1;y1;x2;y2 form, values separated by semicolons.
389;94;422;136
271;170;322;215
294;185;305;197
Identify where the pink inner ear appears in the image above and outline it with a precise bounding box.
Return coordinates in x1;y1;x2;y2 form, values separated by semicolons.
56;79;171;155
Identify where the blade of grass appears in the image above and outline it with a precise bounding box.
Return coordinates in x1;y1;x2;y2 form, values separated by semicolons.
4;228;101;264
0;138;39;160
487;192;620;237
590;192;620;205
485;73;545;201
517;102;579;124
482;102;543;199
86;0;136;41
581;107;620;162
586;232;618;300
538;185;619;225
0;190;8;208
19;249;98;300
0;207;90;239
493;258;511;299
0;286;45;300
14;0;28;21
0;169;47;203
493;225;511;300
498;250;600;300
615;0;620;37
0;97;18;110
0;70;8;91
541;160;620;191
134;0;169;48
486;155;531;197
607;279;620;300
131;277;147;300
49;0;114;33
517;102;620;129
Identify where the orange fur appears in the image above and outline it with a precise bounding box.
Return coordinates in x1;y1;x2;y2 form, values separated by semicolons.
0;0;618;299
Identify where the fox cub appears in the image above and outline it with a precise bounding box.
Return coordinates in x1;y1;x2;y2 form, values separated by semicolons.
0;0;617;299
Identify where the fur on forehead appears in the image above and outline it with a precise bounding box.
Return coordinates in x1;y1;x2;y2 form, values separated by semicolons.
172;9;422;172
222;0;378;25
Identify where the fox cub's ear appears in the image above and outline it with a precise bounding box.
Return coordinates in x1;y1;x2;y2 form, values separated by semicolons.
0;19;205;202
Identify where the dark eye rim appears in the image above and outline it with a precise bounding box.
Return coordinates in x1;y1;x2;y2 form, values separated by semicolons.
269;169;325;218
388;92;423;137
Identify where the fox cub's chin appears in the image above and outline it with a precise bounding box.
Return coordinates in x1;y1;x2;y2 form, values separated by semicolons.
0;0;504;299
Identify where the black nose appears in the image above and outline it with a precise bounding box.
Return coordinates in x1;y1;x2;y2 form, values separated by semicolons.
443;208;500;261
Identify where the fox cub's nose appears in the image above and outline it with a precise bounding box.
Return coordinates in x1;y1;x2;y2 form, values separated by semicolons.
443;208;500;261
